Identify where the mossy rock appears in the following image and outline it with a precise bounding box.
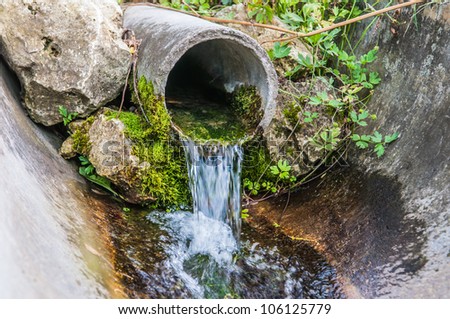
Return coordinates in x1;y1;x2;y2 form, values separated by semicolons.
61;77;191;208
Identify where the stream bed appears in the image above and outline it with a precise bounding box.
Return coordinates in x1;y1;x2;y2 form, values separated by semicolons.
105;206;344;299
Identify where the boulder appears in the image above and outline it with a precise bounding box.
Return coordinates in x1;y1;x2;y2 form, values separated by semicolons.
63;111;155;204
0;0;130;126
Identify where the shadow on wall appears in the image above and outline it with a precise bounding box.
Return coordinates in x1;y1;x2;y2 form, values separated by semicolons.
254;168;427;298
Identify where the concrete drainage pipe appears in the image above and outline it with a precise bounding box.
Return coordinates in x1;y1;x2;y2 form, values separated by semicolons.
123;6;278;131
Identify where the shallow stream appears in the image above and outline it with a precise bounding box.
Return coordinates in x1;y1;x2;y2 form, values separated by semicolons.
105;136;344;299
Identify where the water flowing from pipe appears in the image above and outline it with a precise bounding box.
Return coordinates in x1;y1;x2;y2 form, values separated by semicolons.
182;138;243;242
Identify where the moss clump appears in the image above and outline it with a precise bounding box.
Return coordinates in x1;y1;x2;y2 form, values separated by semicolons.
230;85;263;130
71;116;94;155
241;135;273;182
108;77;190;209
282;102;302;129
169;102;247;142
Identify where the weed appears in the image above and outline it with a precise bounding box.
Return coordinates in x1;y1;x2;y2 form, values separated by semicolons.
78;156;119;196
58;106;78;126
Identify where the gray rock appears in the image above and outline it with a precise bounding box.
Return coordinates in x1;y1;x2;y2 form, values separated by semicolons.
0;0;130;126
264;77;336;176
85;111;154;204
59;136;76;159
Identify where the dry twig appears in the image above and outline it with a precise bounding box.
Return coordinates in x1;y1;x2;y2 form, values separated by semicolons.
124;0;425;42
120;29;149;123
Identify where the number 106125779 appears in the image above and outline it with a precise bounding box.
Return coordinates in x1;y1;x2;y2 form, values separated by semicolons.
260;303;331;315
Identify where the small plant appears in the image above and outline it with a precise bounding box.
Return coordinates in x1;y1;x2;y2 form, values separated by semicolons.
269;42;291;60
303;111;319;123
248;1;274;24
309;126;341;152
352;131;399;158
58;106;78;126
241;208;249;219
243;159;296;197
270;159;296;183
78;156;119;196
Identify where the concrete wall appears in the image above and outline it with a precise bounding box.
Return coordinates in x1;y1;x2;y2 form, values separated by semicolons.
254;2;449;298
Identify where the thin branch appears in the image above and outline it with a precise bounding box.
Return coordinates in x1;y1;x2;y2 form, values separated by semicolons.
123;2;299;35
263;0;425;43
118;62;132;116
181;0;200;17
124;0;424;42
277;188;290;225
132;59;150;124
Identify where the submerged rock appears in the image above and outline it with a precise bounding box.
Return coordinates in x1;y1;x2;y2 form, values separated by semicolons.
0;0;129;126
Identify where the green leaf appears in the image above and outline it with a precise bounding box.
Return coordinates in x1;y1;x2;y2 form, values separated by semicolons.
331;127;341;138
361;135;372;142
241;208;249;219
278;160;291;172
79;155;90;166
317;91;328;101
79;167;118;196
338;50;349;61
328;99;344;109
309;96;322;105
369;72;381;85
385;132;399;144
371;131;383;144
358;120;368;127
352;134;361;141
304;117;313;123
358;110;369;120
272;42;291;59
85;165;94;175
270;166;280;175
58;106;68;117
280;171;289;179
356;141;369;149
374;143;385;157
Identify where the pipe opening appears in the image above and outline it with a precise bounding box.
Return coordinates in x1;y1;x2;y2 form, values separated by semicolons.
165;39;269;141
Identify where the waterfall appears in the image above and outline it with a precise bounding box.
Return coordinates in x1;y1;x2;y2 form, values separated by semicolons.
139;137;342;298
182;138;243;241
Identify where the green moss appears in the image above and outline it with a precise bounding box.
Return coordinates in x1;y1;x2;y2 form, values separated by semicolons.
282;102;302;129
241;135;273;182
108;77;190;209
169;103;247;143
71;116;94;155
230;85;263;130
167;84;262;143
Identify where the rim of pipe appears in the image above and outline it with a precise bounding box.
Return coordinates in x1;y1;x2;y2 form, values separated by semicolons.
123;6;278;132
